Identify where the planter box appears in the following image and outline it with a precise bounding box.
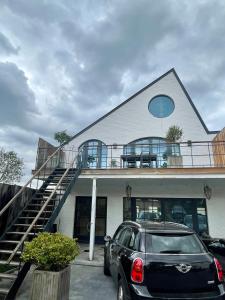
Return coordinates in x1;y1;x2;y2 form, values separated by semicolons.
30;265;71;300
167;155;183;168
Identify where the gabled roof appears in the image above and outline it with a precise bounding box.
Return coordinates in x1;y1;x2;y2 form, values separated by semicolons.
68;68;219;143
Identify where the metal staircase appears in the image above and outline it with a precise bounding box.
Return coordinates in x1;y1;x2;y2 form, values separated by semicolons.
0;146;81;299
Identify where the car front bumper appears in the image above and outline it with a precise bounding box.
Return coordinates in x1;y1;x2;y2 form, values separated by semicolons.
129;283;225;300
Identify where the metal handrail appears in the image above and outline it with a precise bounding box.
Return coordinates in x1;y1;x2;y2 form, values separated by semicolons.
7;154;78;263
0;145;63;217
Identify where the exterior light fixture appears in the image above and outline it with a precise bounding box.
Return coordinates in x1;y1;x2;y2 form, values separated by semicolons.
204;184;212;200
126;184;132;199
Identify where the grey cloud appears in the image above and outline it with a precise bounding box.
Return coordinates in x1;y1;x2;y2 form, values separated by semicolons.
0;62;37;128
0;32;18;55
0;0;225;183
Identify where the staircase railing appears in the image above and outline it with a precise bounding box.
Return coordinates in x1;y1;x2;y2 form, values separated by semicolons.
0;145;63;219
0;145;80;238
7;153;80;263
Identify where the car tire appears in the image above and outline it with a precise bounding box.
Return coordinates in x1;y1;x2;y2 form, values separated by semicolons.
118;278;131;300
104;250;111;276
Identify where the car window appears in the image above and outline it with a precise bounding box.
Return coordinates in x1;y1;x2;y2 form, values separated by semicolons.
128;230;140;251
129;231;136;249
142;233;206;254
113;226;124;241
118;228;132;247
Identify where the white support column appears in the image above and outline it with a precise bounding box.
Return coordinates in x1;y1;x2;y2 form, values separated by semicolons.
89;178;97;261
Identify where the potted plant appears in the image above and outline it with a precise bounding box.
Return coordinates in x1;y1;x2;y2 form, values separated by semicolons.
21;232;80;300
165;125;183;167
110;159;117;168
87;155;95;167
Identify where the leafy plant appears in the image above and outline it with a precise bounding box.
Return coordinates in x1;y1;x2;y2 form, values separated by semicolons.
21;232;80;271
166;126;183;142
0;148;23;184
110;159;117;167
87;155;95;164
54;130;71;145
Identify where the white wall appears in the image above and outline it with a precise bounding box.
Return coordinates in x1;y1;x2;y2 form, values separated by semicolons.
66;71;215;155
58;178;225;239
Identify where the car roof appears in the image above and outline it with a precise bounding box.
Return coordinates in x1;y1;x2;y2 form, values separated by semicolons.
122;221;195;234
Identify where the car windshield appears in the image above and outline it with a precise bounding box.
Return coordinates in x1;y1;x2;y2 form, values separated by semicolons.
143;233;206;254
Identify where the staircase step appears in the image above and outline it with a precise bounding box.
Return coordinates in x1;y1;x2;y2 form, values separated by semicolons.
6;232;39;236
0;260;20;266
0;250;21;255
0;288;10;295
0;240;20;244
0;273;17;280
14;224;43;228
23;210;52;214
28;204;54;207
18;217;46;220
48;182;67;185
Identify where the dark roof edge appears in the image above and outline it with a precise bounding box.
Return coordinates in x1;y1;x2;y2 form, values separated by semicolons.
67;68;219;144
172;70;220;135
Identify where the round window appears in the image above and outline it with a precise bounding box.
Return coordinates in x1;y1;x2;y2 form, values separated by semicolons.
148;95;175;118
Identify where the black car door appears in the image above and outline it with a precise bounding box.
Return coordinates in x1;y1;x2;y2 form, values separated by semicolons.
109;226;126;281
112;228;133;282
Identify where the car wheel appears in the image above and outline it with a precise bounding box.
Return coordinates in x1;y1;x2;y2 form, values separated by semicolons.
117;279;124;300
104;250;111;276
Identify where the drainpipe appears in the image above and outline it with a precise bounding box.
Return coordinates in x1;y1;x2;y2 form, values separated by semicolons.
89;178;97;261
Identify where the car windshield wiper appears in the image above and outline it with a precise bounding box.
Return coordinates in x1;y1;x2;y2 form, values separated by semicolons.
160;250;182;254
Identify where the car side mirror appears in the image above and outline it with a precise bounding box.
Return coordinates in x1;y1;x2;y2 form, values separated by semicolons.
104;235;111;242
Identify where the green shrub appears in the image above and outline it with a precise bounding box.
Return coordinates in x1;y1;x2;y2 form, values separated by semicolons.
21;232;80;271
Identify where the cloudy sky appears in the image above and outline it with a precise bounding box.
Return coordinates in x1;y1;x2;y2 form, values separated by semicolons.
0;0;225;183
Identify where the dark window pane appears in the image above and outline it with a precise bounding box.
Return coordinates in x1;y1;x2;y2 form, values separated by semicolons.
144;233;206;254
123;198;131;221
121;228;132;247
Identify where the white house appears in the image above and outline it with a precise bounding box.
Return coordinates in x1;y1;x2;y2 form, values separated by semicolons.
39;68;225;260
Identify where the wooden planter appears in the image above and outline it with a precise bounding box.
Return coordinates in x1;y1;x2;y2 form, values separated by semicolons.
30;265;71;300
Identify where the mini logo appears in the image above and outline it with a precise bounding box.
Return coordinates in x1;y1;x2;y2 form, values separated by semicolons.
175;264;192;274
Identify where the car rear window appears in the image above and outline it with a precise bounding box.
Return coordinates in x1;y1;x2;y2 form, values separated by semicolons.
143;233;206;254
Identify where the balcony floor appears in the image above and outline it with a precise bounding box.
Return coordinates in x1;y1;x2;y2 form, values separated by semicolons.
80;167;225;179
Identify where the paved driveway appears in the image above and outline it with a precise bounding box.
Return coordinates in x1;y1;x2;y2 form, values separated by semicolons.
16;264;117;300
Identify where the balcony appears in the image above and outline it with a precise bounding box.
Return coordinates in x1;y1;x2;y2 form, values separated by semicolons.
33;138;225;177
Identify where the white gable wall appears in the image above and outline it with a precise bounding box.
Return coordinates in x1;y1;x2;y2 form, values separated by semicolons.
67;71;215;152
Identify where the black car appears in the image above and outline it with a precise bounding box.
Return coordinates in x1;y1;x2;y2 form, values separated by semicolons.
104;221;225;300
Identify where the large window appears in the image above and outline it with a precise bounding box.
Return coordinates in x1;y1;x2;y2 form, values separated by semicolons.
123;198;208;236
123;137;180;168
79;140;107;168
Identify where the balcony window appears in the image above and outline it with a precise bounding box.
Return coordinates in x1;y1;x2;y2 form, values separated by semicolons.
124;137;178;168
79;140;107;168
